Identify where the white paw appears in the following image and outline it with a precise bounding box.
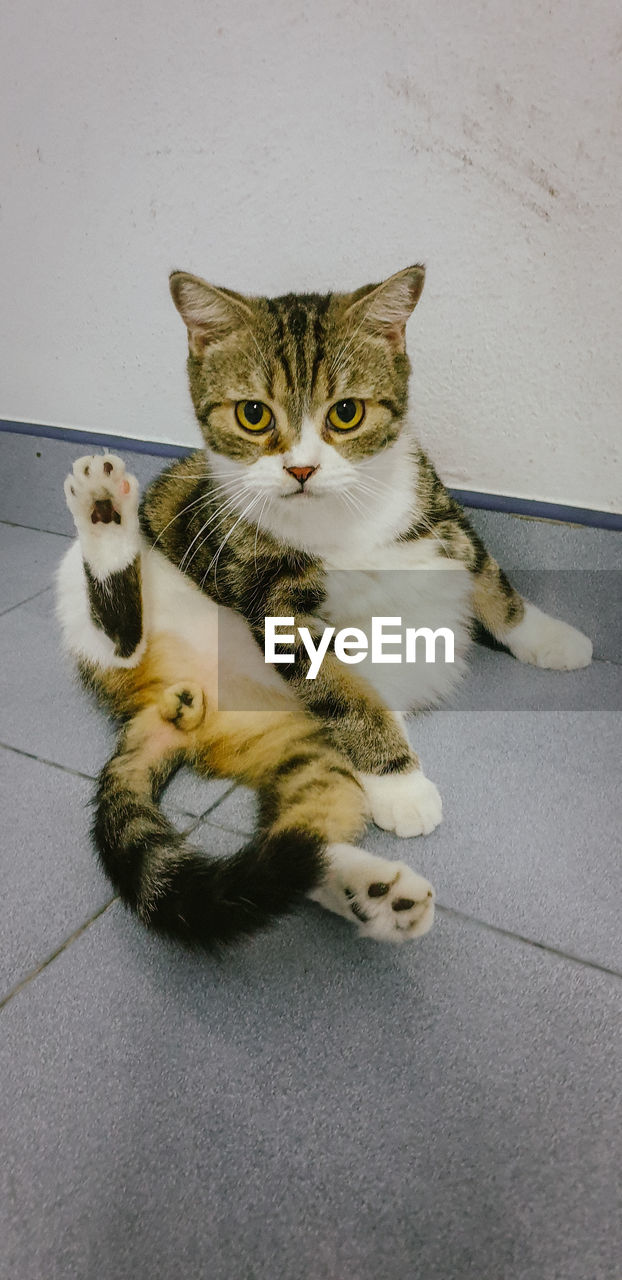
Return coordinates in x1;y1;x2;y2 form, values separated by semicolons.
309;845;435;943
360;769;442;837
64;454;140;578
64;454;139;530
505;602;592;670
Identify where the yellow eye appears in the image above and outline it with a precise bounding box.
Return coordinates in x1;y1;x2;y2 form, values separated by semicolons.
235;400;274;432
327;398;365;431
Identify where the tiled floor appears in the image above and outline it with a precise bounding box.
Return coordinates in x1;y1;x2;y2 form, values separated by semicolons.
1;429;621;1280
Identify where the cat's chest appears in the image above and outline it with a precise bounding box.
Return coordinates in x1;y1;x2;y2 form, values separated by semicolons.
321;538;474;712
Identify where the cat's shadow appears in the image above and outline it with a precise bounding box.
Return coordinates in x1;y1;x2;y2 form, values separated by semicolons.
104;895;439;1046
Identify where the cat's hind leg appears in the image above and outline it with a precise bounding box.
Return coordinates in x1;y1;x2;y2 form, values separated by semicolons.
59;454;145;667
91;697;435;948
193;710;436;944
308;845;435;942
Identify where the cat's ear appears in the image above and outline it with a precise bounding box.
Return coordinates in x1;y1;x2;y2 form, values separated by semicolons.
345;265;425;352
169;272;252;356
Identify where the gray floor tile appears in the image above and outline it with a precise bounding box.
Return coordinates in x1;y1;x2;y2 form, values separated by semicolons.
202;784;256;835
207;654;622;972
0;591;236;817
162;775;234;821
466;506;622;570
0;526;69;615
1;903;620;1280
0;748;111;999
0;590;117;774
503;568;620;664
366;700;622;972
454;641;622;710
0;736;223;1001
168;820;256;859
0;431;182;536
467;510;622;662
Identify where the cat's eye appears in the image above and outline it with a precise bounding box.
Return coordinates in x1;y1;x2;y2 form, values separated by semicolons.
235;401;274;433
327;398;365;431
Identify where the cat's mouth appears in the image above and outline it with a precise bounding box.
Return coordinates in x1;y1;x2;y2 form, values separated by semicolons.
282;487;318;499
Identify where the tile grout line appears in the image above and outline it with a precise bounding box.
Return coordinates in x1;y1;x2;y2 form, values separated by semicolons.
176;783;240;835
0;585;53;619
436;904;622;980
201;819;254;838
1;746;620;974
0;740;96;783
0;742;238;824
169;814;622;979
0;897;119;1012
164;834;620;977
0;517;73;539
1;876;618;1009
1;741;621;972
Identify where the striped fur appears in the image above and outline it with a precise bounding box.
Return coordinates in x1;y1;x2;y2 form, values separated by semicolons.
56;264;591;951
87;669;367;948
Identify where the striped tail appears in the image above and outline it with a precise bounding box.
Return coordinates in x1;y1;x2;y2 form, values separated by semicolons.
92;740;327;949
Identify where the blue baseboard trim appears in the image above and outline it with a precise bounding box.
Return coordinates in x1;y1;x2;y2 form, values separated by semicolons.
449;488;622;531
0;418;197;459
2;418;621;531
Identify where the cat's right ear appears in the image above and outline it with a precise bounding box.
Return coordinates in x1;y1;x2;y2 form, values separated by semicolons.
169;272;251;356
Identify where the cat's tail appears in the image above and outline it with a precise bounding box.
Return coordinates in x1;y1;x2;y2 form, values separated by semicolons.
92;701;367;949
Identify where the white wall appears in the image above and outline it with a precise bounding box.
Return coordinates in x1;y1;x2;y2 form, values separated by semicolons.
2;0;621;512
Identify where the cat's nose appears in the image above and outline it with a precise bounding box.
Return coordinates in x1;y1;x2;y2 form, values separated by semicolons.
284;465;319;486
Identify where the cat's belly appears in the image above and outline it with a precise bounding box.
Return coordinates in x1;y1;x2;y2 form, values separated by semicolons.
322;543;473;712
142;546;289;707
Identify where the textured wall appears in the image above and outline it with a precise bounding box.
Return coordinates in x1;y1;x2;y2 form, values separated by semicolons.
2;0;621;510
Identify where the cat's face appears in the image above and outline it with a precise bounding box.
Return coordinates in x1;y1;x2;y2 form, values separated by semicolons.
170;266;424;549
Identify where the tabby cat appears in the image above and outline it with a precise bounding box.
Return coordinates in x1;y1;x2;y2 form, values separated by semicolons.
56;265;592;948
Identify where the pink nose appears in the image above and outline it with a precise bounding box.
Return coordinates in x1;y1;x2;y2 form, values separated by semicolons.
285;465;318;485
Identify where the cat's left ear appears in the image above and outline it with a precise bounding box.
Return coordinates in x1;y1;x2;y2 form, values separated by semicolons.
345;265;425;352
169;271;252;357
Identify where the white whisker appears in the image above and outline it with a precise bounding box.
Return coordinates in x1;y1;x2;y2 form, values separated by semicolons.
341;488;368;520
180;486;253;572
201;493;263;591
253;493;271;574
151;491;212;547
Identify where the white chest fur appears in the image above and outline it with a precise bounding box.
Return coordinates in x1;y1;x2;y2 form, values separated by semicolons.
322;539;473;711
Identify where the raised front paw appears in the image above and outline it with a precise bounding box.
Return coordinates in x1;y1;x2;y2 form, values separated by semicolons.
360;769;442;837
64;454;140;577
64;454;139;535
506;603;592;670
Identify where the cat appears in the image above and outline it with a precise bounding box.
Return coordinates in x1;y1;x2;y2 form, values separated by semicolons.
56;264;592;950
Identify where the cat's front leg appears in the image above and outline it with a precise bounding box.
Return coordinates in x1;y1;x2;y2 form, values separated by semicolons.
358;765;442;838
472;559;592;670
259;613;443;838
62;454;144;664
499;601;592;669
